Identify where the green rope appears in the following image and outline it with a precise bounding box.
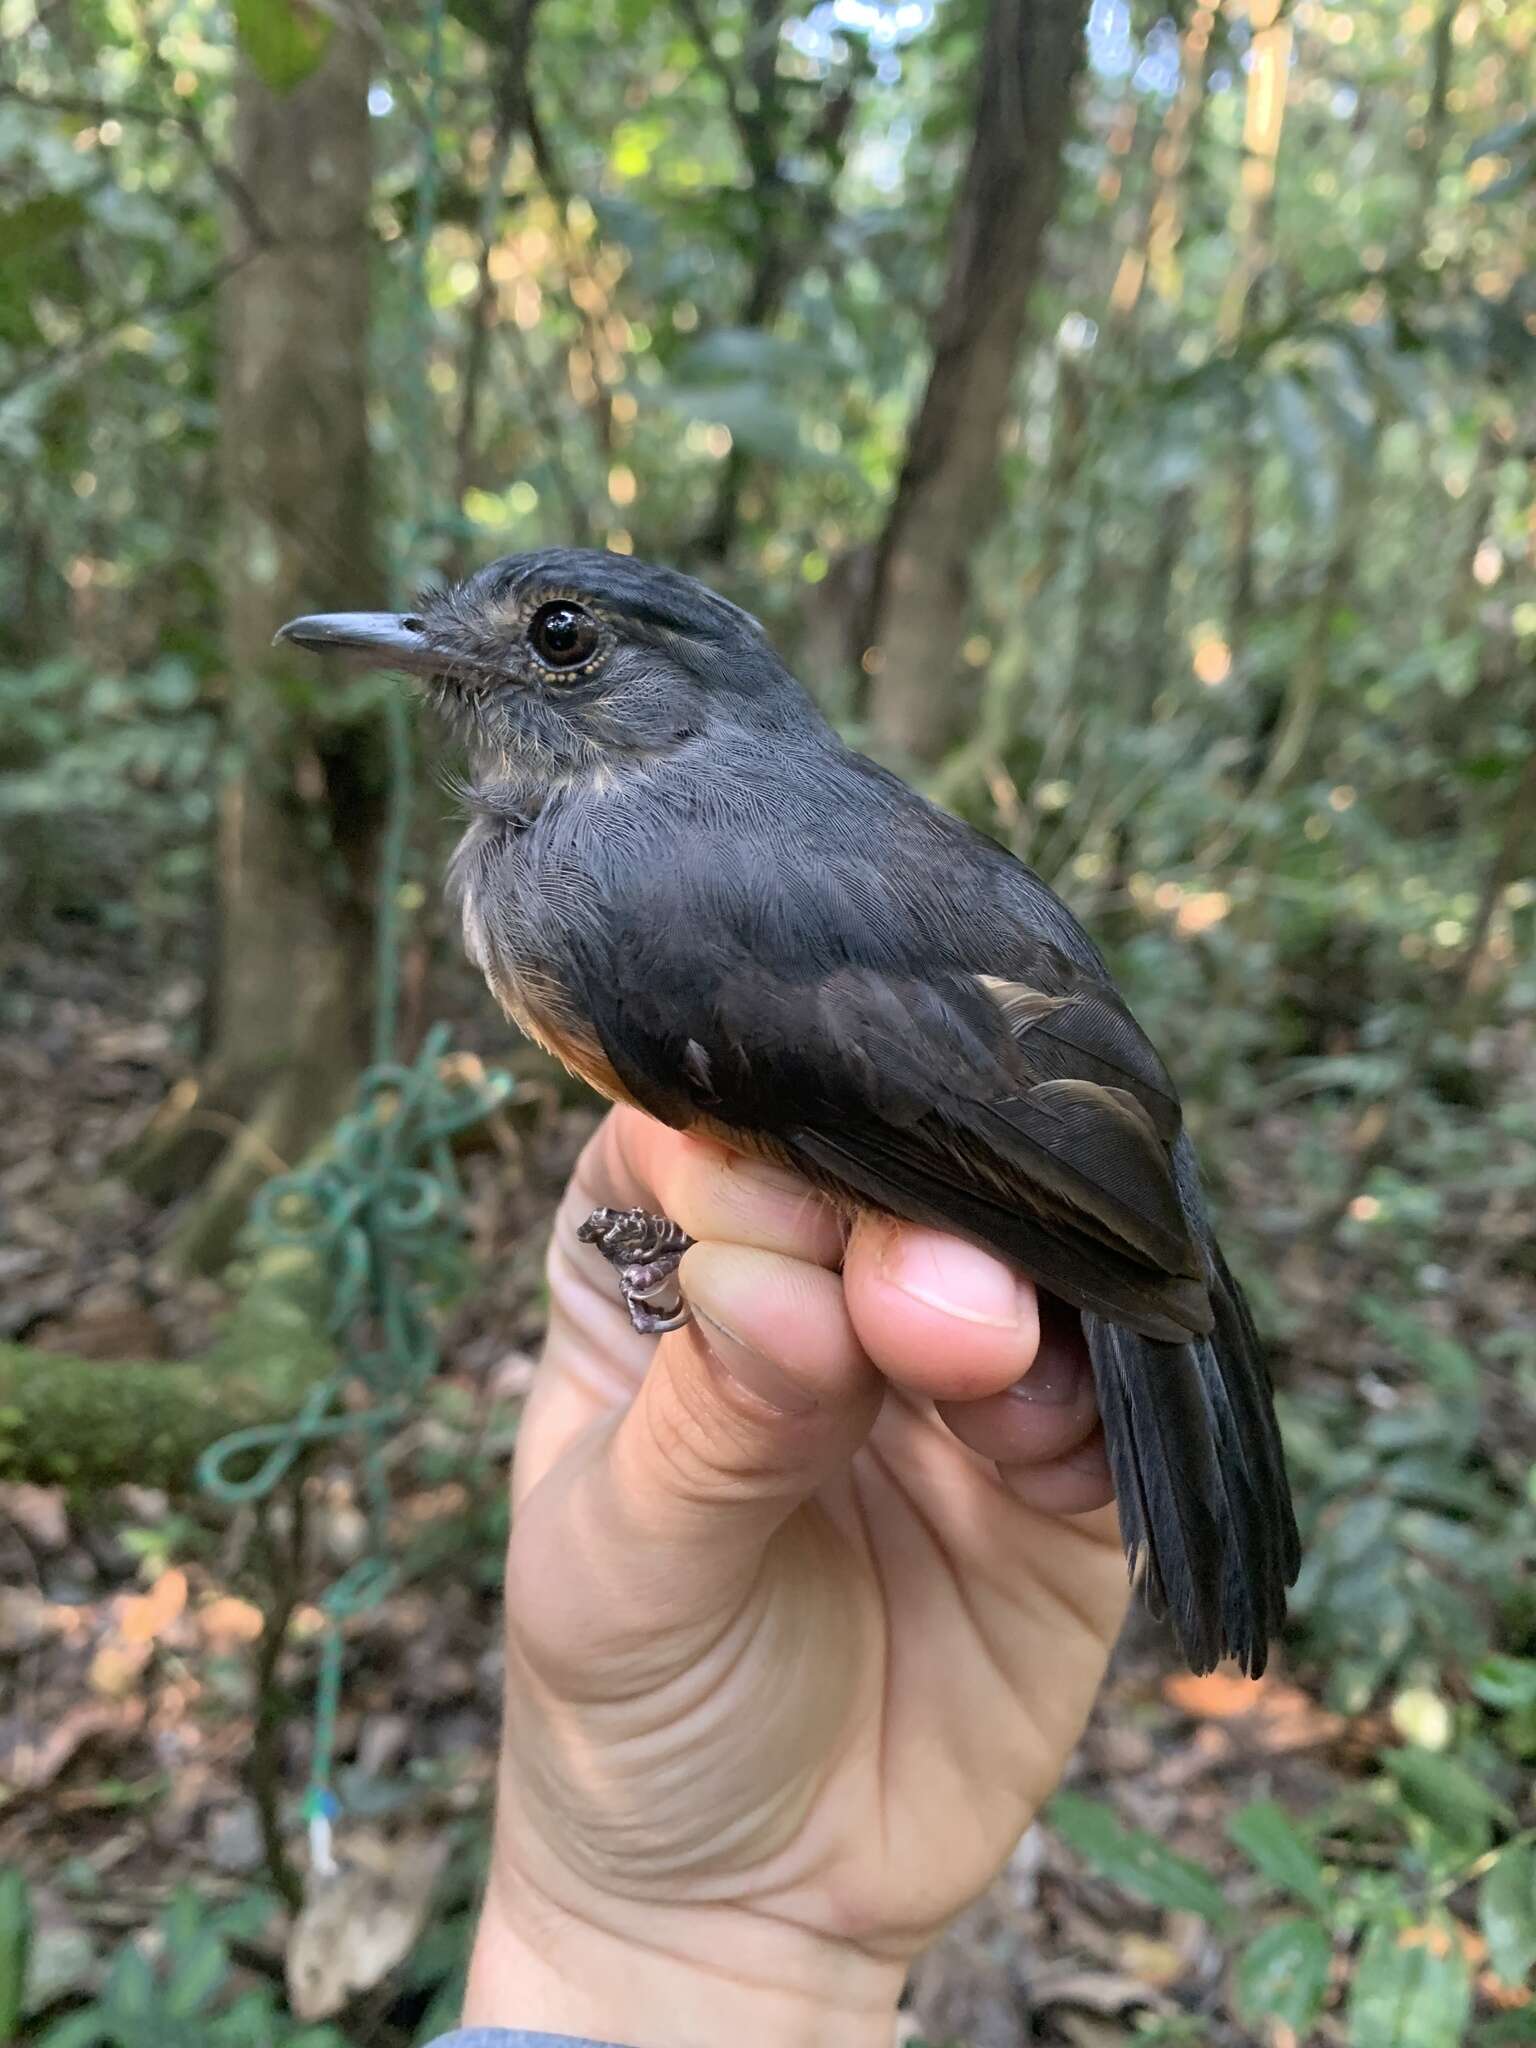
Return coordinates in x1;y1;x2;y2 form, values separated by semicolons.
199;0;507;1867
198;1024;512;1836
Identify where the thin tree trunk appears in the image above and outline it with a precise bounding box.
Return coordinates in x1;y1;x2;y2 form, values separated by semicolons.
1307;739;1536;1245
1221;0;1292;682
127;23;384;1270
669;0;862;563
1248;455;1370;805
446;6;548;579
1132;482;1195;718
862;0;1089;761
1412;0;1458;255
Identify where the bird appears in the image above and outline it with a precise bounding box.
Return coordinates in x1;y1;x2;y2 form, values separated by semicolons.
277;547;1299;1675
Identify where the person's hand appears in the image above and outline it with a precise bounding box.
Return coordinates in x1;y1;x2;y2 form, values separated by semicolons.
464;1107;1131;2048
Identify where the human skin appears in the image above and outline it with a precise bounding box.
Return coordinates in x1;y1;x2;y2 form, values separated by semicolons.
463;1105;1132;2048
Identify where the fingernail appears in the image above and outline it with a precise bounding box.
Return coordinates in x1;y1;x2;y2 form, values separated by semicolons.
880;1226;1029;1330
693;1308;817;1415
1008;1345;1083;1406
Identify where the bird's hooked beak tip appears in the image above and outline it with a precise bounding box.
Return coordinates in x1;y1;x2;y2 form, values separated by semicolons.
273;610;445;677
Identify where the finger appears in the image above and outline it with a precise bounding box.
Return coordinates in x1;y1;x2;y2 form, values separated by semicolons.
997;1428;1117;1517
614;1239;882;1535
563;1106;845;1270
509;1240;883;1671
937;1293;1116;1517
842;1216;1040;1401
936;1292;1100;1468
530;1109;849;1480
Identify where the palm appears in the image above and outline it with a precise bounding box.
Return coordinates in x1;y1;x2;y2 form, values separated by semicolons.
504;1109;1129;1954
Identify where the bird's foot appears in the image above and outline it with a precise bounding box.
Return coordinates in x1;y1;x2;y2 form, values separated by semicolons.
577;1206;694;1334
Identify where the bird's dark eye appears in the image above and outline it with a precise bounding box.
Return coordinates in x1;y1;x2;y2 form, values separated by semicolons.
528;601;600;673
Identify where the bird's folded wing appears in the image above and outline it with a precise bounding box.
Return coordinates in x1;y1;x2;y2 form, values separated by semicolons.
587;954;1212;1344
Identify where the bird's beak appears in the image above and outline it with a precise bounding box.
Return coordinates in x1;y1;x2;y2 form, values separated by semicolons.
273;611;452;678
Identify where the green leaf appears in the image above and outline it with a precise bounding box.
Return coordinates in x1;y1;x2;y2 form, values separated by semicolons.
164;1920;228;2018
37;2014;110;2048
1236;1915;1332;2033
1357;1296;1480;1394
671;328;826;385
657;380;828;464
100;1939;156;2023
1349;1916;1472;2048
0;1866;31;2039
0;193;89;346
1481;1843;1536;1989
1384;1750;1512;1855
1227;1800;1332;1912
1048;1793;1232;1927
1473;1658;1536;1712
232;0;334;91
1265;372;1338;530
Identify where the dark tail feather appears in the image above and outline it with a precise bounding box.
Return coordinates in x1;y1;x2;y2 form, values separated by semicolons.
1083;1252;1298;1676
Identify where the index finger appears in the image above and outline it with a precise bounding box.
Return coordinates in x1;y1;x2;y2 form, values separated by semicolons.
561;1107;847;1275
523;1109;849;1488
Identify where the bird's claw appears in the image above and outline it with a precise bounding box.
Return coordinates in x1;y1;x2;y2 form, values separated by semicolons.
578;1206;694;1334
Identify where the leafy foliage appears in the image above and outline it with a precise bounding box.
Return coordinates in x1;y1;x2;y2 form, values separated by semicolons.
1055;1780;1536;2043
7;1881;346;2048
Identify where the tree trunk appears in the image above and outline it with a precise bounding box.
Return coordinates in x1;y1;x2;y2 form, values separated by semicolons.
689;3;861;563
861;0;1088;762
128;24;384;1271
1219;0;1291;685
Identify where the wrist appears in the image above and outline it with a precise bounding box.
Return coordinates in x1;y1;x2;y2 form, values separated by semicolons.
463;1859;904;2048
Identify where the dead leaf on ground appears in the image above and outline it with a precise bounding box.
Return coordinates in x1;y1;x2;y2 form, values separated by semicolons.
30;1301;168;1358
286;1832;450;2019
1030;1964;1163;2014
118;1566;188;1644
1162;1669;1271;1720
1116;1931;1185;1988
3;1697;146;1792
0;1482;70;1549
88;1640;153;1697
198;1595;265;1647
1483;1971;1535;2010
1160;1667;1347;1774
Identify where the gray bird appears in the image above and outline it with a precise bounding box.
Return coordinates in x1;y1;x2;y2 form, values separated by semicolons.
278;547;1300;1675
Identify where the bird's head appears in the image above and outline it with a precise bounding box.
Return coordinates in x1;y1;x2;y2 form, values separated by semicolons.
276;547;820;782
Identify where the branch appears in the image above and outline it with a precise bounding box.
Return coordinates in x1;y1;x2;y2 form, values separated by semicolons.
505;0;565;200
0;250;255;408
0;77;274;251
498;319;596;545
672;0;768;175
692;43;865;560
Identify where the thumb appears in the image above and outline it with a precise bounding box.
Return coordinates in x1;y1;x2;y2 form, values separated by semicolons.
511;1241;882;1680
610;1239;883;1592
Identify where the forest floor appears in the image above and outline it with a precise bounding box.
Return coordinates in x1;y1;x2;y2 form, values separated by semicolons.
1;935;1531;2047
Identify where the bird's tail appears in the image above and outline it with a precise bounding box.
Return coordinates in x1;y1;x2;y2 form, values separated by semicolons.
1082;1246;1299;1675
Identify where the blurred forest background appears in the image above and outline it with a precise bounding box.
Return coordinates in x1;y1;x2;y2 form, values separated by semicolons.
1;0;1534;2041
